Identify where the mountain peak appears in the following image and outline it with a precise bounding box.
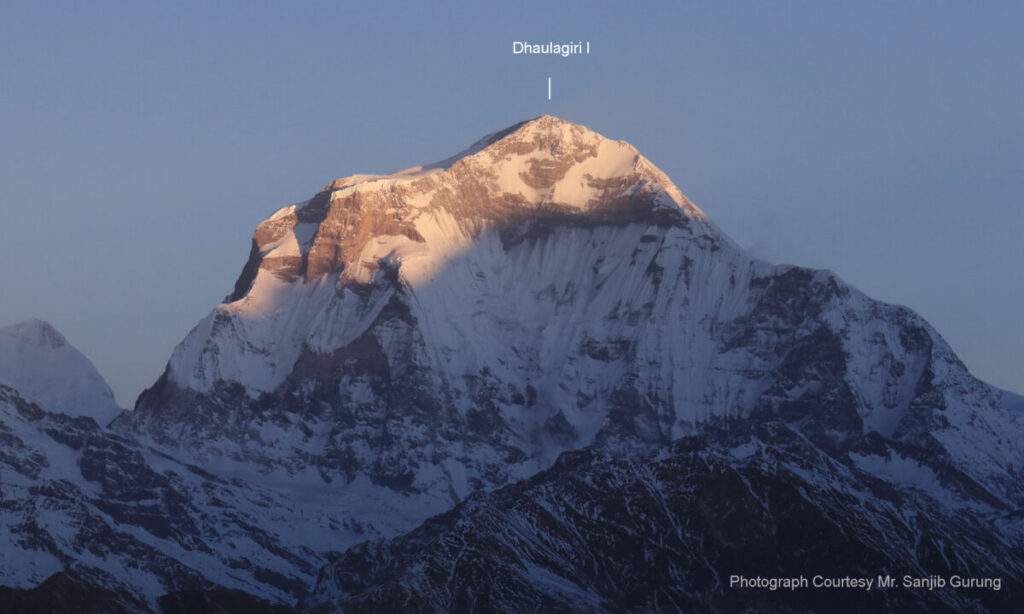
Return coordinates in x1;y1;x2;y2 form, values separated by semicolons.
0;319;121;425
471;114;621;163
473;114;598;149
221;116;714;308
3;318;68;349
317;115;701;217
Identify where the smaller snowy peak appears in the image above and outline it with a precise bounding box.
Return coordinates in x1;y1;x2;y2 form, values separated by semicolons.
0;319;121;426
3;318;69;348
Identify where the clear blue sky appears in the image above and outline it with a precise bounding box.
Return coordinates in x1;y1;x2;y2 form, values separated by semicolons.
2;1;1021;404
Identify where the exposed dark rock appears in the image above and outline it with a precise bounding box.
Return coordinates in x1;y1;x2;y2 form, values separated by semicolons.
159;587;297;614
308;423;1023;613
0;573;141;614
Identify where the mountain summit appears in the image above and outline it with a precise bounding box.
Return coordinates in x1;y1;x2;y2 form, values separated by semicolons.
0;319;121;425
225;114;711;304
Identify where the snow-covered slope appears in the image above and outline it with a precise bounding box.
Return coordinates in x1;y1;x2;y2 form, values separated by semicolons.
0;319;121;426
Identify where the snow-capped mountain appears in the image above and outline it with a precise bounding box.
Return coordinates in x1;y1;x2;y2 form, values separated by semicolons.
0;319;121;426
123;113;1023;522
4;115;1021;611
119;115;730;546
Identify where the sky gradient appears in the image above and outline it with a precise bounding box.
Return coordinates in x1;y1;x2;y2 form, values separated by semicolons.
1;1;1021;404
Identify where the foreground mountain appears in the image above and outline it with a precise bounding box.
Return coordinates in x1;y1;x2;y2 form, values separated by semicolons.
0;384;340;609
3;115;1020;610
307;421;1022;613
0;319;121;426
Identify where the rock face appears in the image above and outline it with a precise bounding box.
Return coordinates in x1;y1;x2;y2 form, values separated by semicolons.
3;115;1022;611
0;572;134;614
0;319;122;426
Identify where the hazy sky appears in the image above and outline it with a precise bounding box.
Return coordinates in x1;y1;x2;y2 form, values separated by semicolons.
1;2;1021;404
